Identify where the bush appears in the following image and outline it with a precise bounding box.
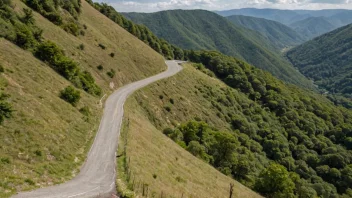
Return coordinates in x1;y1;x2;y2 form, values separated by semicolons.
45;12;63;25
0;157;10;164
164;106;171;112
159;95;164;99
60;86;81;106
110;52;115;57
79;106;91;116
24;178;35;185
107;69;116;78
0;64;4;73
78;44;85;50
98;43;106;50
63;22;79;36
0;92;13;124
97;65;104;70
170;98;174;104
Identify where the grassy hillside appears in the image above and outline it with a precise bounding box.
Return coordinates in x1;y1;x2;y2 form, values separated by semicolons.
119;76;262;197
226;15;305;49
122;52;352;197
123;10;314;89
290;17;336;39
0;0;166;197
286;24;352;104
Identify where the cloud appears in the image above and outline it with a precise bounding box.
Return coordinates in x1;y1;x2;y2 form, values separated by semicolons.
95;0;352;12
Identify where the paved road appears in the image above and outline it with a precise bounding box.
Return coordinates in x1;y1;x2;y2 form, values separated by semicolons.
13;61;183;198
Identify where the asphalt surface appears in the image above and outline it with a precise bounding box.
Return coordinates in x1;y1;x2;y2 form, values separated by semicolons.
13;60;183;198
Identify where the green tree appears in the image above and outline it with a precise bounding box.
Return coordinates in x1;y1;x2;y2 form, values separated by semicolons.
60;86;81;106
255;163;296;198
0;92;13;124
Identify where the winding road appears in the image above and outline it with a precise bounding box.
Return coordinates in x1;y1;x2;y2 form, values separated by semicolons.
13;60;183;198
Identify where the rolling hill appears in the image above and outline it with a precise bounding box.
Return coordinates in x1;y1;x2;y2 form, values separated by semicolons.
287;24;352;99
123;10;314;89
226;15;305;49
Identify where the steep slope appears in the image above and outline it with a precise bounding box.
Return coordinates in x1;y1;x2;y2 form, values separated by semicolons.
286;24;352;98
123;51;352;197
290;17;336;39
123;10;314;89
0;0;166;197
226;15;305;49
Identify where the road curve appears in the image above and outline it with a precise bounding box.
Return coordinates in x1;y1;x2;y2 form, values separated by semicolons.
13;61;183;198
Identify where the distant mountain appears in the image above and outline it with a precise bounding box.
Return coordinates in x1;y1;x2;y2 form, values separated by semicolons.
215;8;301;25
287;24;352;97
123;10;314;88
217;8;352;39
290;17;336;39
226;15;305;49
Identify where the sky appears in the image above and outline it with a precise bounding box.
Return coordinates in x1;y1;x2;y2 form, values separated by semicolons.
94;0;352;12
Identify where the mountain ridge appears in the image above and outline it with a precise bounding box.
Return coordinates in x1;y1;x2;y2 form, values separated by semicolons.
123;9;315;89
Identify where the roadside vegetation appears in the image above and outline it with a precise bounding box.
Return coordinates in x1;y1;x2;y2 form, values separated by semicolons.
0;0;166;197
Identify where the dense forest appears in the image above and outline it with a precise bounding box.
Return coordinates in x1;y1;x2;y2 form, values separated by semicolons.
226;15;305;49
162;50;352;197
122;10;314;89
286;24;352;107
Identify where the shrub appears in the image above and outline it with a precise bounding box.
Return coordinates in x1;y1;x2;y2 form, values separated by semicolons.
107;69;116;78
159;95;164;99
0;64;4;73
63;22;79;36
34;150;42;156
35;41;64;64
78;44;85;50
76;71;102;96
0;157;10;164
170;98;174;104
0;92;13;124
98;43;106;50
97;65;104;70
45;12;63;25
24;178;35;185
22;8;34;25
164;106;171;112
80;30;85;36
83;24;87;29
14;24;36;49
60;86;81;106
152;174;157;179
110;52;115;57
79;106;91;116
